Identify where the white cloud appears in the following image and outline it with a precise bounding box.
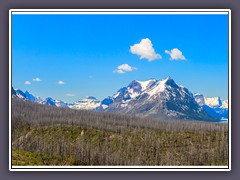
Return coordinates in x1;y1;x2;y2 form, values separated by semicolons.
57;81;65;85
113;64;137;74
130;38;161;62
33;77;42;82
66;93;75;97
24;81;31;85
165;48;186;60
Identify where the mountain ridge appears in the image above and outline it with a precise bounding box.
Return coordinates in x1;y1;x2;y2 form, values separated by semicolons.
99;77;215;121
193;93;228;119
12;77;228;122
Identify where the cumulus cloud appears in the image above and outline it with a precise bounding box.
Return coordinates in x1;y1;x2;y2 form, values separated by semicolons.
66;93;75;97
113;64;137;74
57;81;65;85
165;48;186;60
33;77;42;82
130;38;161;62
24;81;31;85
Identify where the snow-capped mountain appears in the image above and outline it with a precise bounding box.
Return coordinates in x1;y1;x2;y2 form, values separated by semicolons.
193;93;205;106
40;97;56;106
12;77;228;122
221;100;228;109
11;87;100;110
13;88;42;102
205;97;222;107
39;97;69;107
99;77;215;121
193;94;228;119
25;91;42;103
68;96;100;110
15;89;26;99
12;88;66;107
98;79;157;110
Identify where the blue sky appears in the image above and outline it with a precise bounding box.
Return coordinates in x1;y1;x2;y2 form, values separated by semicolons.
12;14;229;102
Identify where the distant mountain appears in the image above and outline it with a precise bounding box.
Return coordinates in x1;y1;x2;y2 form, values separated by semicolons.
15;89;26;99
193;93;228;119
12;88;41;102
25;91;42;103
97;96;114;110
68;96;100;110
99;77;215;121
40;97;56;106
11;87;100;110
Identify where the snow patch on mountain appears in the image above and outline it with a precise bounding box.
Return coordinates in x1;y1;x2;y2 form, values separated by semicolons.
39;97;69;107
222;100;228;108
136;79;157;91
205;97;222;107
193;93;205;106
68;96;100;110
146;78;167;98
193;93;228;119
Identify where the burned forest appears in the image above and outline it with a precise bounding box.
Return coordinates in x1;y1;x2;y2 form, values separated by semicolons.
12;98;228;166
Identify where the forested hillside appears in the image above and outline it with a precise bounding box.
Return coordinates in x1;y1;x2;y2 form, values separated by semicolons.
12;98;228;166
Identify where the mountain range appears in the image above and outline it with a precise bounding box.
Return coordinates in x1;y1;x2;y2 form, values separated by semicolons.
193;93;228;119
12;77;228;122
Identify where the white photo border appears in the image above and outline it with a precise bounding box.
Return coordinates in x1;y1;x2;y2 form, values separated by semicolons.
9;9;231;171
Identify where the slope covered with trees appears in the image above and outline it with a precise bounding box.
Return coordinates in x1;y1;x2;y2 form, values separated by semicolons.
12;98;228;166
